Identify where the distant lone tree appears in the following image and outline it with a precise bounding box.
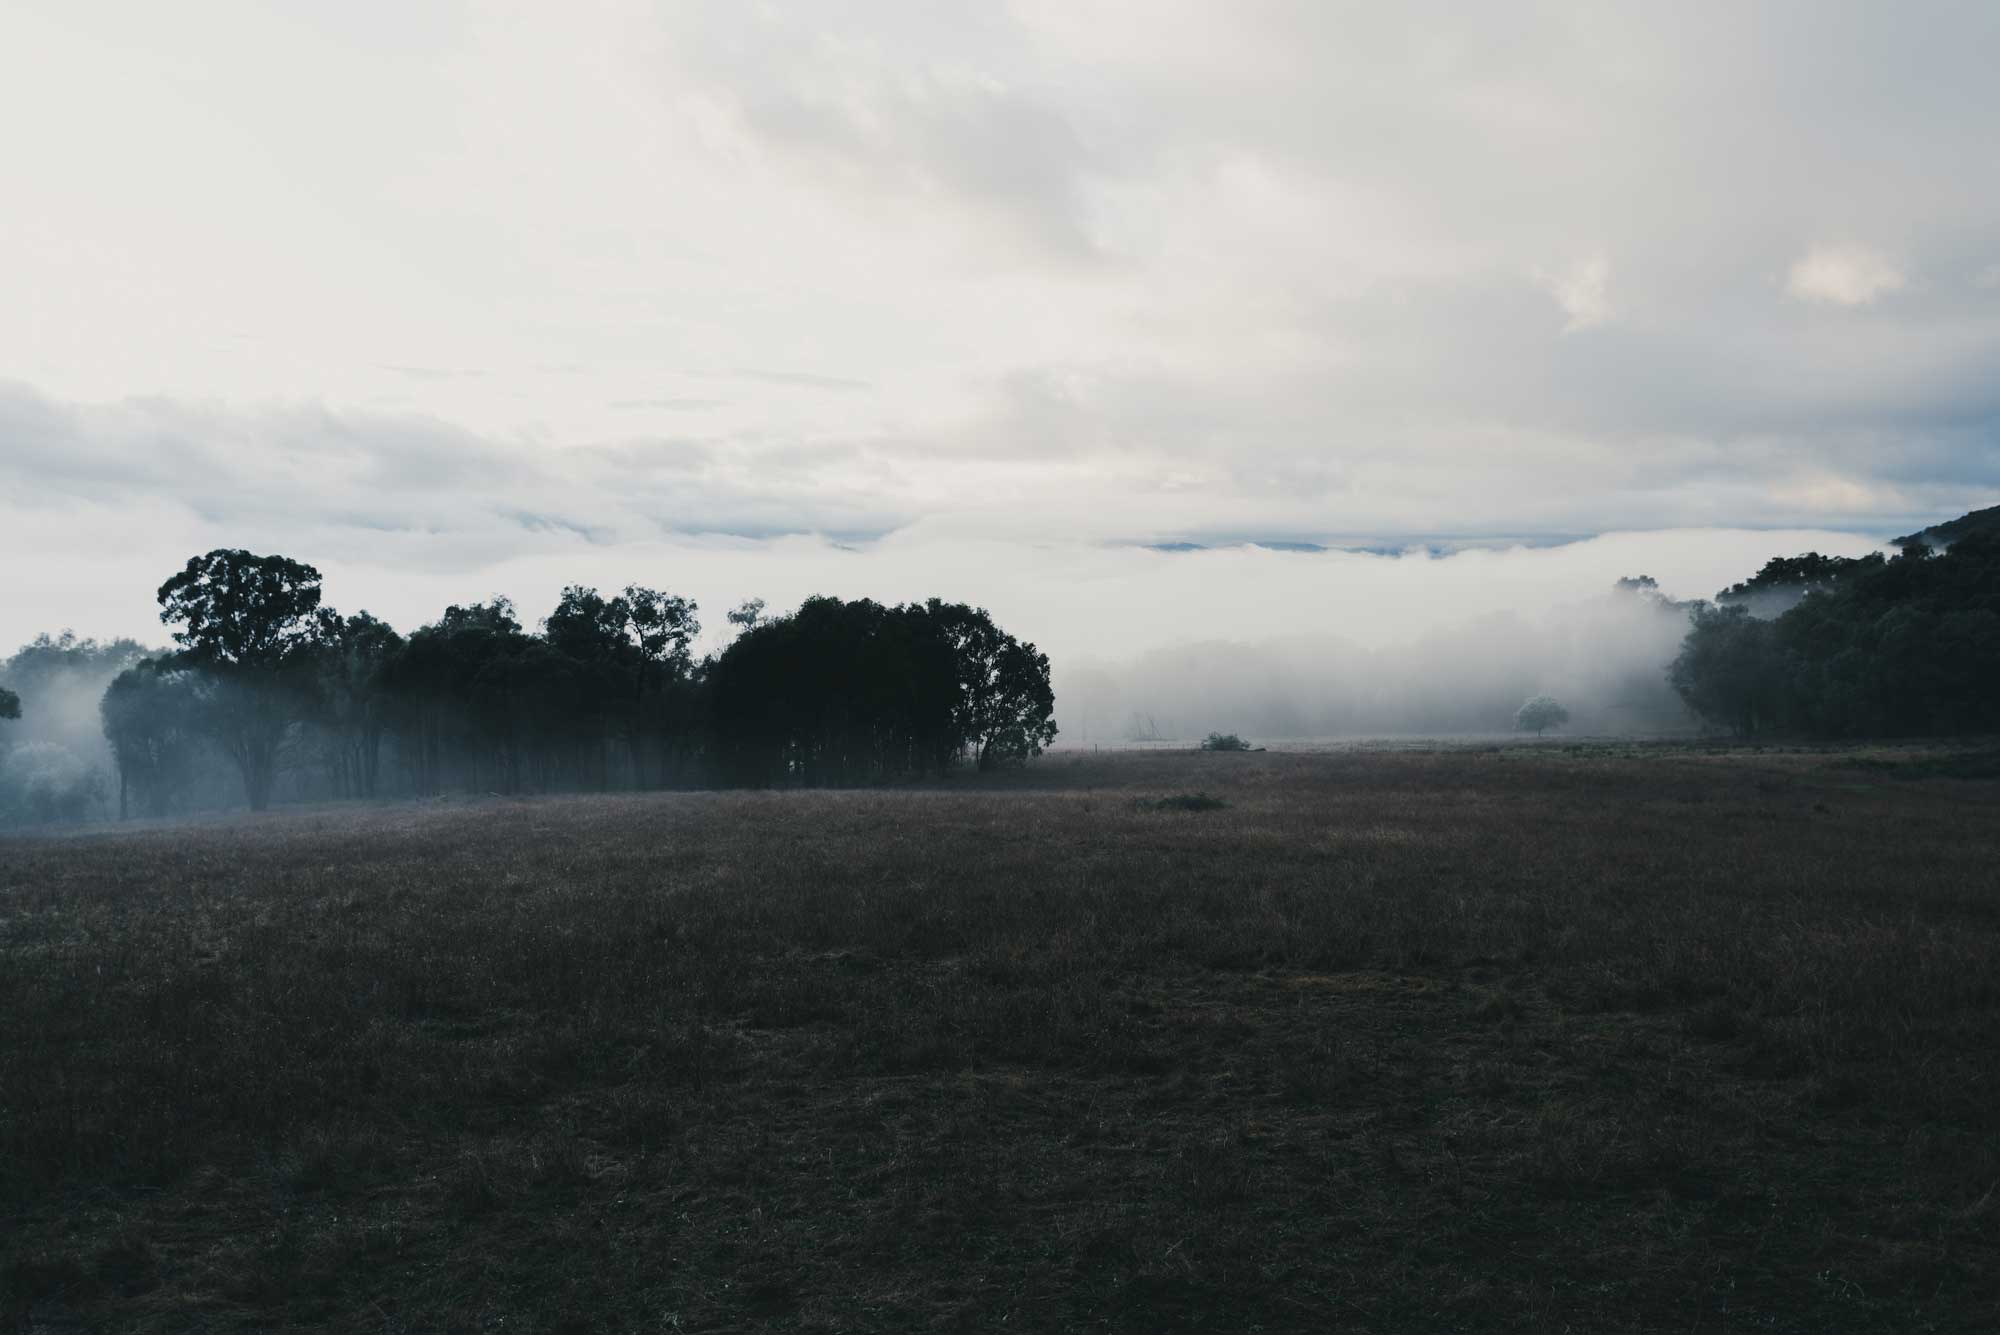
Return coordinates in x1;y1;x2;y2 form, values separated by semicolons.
1515;695;1569;736
1201;732;1251;751
157;549;335;810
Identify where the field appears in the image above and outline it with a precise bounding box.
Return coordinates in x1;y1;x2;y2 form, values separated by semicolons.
4;743;1999;1332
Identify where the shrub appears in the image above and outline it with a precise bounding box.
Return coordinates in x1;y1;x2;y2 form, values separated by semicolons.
1200;733;1251;752
1139;792;1229;812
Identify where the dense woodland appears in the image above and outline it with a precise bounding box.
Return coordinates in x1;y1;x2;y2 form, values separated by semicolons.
1;509;1996;825
1669;522;2000;738
0;550;1055;824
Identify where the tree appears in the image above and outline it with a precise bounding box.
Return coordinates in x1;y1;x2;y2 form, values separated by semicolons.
0;686;17;721
156;549;334;810
623;586;702;785
925;601;1058;770
312;612;404;799
383;598;529;795
1668;604;1783;738
100;660;204;819
726;598;766;633
1515;695;1569;736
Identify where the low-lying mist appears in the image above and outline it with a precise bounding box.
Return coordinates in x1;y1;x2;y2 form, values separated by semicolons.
1054;588;1694;743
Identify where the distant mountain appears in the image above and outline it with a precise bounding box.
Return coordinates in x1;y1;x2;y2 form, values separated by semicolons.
1894;503;2000;551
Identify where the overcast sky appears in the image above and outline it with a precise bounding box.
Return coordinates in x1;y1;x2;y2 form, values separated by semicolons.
3;1;1996;658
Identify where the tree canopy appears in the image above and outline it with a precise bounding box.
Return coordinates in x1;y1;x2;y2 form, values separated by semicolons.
1671;531;2000;737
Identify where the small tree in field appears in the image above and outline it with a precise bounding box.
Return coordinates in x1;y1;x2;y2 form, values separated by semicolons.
1516;695;1569;736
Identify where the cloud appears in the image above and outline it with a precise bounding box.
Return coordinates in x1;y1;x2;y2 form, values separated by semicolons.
1538;254;1613;332
380;365;488;381
730;370;871;392
5;0;2000;647
1786;243;1906;306
662;6;1106;260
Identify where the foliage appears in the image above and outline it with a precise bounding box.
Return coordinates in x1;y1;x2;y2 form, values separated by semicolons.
0;551;1064;821
725;597;766;632
156;549;333;670
1672;530;2000;738
100;660;206;819
1717;552;1867;606
709;596;963;785
1515;696;1570;735
1668;604;1784;738
1200;732;1251;751
310;612;405;799
156;550;335;810
1893;501;2000;550
926;599;1058;770
0;686;16;721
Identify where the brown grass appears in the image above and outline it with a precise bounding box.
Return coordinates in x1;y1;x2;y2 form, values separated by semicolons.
3;743;1998;1332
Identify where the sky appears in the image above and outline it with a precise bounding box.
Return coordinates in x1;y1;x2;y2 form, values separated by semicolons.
3;1;1997;665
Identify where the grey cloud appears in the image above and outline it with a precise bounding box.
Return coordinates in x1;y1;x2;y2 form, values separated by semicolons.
662;5;1108;259
0;383;913;562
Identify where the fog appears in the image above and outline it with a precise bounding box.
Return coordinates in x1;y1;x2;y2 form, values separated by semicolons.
0;523;1890;814
1054;589;1697;745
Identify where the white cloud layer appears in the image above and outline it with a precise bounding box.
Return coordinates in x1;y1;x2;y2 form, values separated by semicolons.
1;1;1997;661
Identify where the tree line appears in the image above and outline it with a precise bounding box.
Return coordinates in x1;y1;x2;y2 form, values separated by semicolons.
1667;526;2000;738
0;549;1055;822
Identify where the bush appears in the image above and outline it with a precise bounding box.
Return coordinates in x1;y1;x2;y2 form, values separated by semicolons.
1200;733;1251;752
1139;792;1229;812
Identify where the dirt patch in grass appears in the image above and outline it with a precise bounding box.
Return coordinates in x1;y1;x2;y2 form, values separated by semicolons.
3;746;1998;1331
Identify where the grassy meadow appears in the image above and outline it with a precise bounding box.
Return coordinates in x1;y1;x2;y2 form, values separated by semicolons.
3;743;1998;1332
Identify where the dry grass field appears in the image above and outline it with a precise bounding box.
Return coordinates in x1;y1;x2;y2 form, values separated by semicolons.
4;743;1999;1332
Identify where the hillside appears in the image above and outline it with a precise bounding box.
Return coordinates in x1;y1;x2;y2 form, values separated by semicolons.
1894;502;2000;550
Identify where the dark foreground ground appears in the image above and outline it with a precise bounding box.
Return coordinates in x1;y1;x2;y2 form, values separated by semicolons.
3;743;1998;1333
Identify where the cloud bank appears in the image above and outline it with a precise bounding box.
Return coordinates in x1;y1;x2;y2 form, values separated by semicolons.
1;2;1996;673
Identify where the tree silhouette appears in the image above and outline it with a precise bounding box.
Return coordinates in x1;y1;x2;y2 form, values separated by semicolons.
927;601;1058;770
0;687;17;721
156;549;334;810
313;612;404;799
1668;604;1783;738
1515;695;1570;736
101;660;204;818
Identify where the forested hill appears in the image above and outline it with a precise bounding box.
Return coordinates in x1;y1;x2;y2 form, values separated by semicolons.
1895;503;2000;551
1672;506;2000;738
